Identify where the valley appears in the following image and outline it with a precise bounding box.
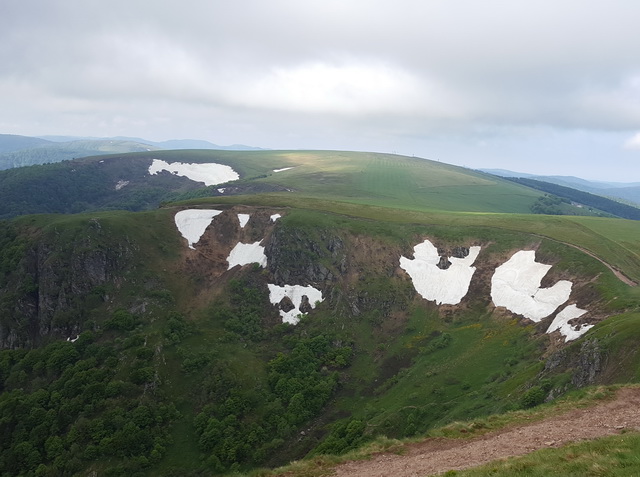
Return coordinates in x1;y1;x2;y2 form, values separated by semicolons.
0;150;638;476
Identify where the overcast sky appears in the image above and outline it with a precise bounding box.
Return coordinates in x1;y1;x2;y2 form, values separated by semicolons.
2;0;640;181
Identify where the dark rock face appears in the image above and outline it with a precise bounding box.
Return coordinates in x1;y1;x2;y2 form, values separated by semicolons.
437;256;451;270
265;227;343;287
0;220;133;348
435;246;469;270
299;295;313;314
572;338;602;387
544;338;603;389
278;295;295;312
451;247;470;259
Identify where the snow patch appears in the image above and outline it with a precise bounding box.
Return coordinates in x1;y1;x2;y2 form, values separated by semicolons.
237;214;250;228
270;214;282;222
66;335;79;343
149;159;239;186
115;180;129;190
174;209;223;249
227;242;267;269
547;304;592;342
268;284;323;324
273;167;294;173
491;250;572;322
400;240;481;305
217;188;225;194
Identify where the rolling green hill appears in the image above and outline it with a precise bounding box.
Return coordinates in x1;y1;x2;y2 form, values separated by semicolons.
0;150;639;476
0;149;599;219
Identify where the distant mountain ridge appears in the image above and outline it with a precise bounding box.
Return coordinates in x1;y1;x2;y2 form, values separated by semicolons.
37;135;264;151
0;134;264;170
0;134;53;153
480;168;640;206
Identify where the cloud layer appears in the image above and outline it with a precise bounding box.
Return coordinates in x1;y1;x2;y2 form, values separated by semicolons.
2;0;639;180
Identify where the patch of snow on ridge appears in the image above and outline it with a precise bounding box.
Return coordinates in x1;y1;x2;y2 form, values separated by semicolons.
547;304;592;342
268;284;323;324
237;214;250;228
270;214;281;222
273;167;294;173
115;180;129;190
491;250;572;322
174;209;222;249
149;159;239;186
400;240;481;305
227;242;267;269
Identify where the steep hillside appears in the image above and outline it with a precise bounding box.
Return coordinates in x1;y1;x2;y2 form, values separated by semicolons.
0;195;639;476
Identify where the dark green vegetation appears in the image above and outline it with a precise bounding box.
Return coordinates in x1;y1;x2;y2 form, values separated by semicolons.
481;169;640;208
0;149;639;476
508;177;640;220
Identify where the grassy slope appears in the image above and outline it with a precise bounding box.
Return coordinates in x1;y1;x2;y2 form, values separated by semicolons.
75;149;542;214
251;151;540;213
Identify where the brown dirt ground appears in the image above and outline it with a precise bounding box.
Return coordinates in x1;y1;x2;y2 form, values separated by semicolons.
330;387;640;477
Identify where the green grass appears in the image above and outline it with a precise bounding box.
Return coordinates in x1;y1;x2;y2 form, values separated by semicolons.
134;149;542;214
254;151;540;213
450;432;640;476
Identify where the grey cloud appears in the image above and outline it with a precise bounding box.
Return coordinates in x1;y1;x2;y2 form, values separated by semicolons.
2;0;640;180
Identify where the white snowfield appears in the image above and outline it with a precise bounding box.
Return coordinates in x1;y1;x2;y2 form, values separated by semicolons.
547;304;592;341
270;214;282;222
148;159;239;186
267;284;323;324
174;209;222;249
273;167;294;173
237;214;250;228
491;250;572;322
227;242;267;269
400;240;481;305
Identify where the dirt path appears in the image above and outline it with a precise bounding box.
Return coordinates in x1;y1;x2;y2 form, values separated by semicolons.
531;233;638;287
331;387;640;477
565;242;638;287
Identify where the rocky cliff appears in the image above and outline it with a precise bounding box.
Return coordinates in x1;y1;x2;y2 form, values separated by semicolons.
0;218;134;348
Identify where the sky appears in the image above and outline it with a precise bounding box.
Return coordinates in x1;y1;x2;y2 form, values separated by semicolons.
1;0;640;182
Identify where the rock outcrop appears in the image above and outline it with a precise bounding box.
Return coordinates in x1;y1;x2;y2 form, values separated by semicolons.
0;219;133;348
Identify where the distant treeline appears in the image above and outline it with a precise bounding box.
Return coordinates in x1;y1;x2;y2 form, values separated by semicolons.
507;177;640;220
